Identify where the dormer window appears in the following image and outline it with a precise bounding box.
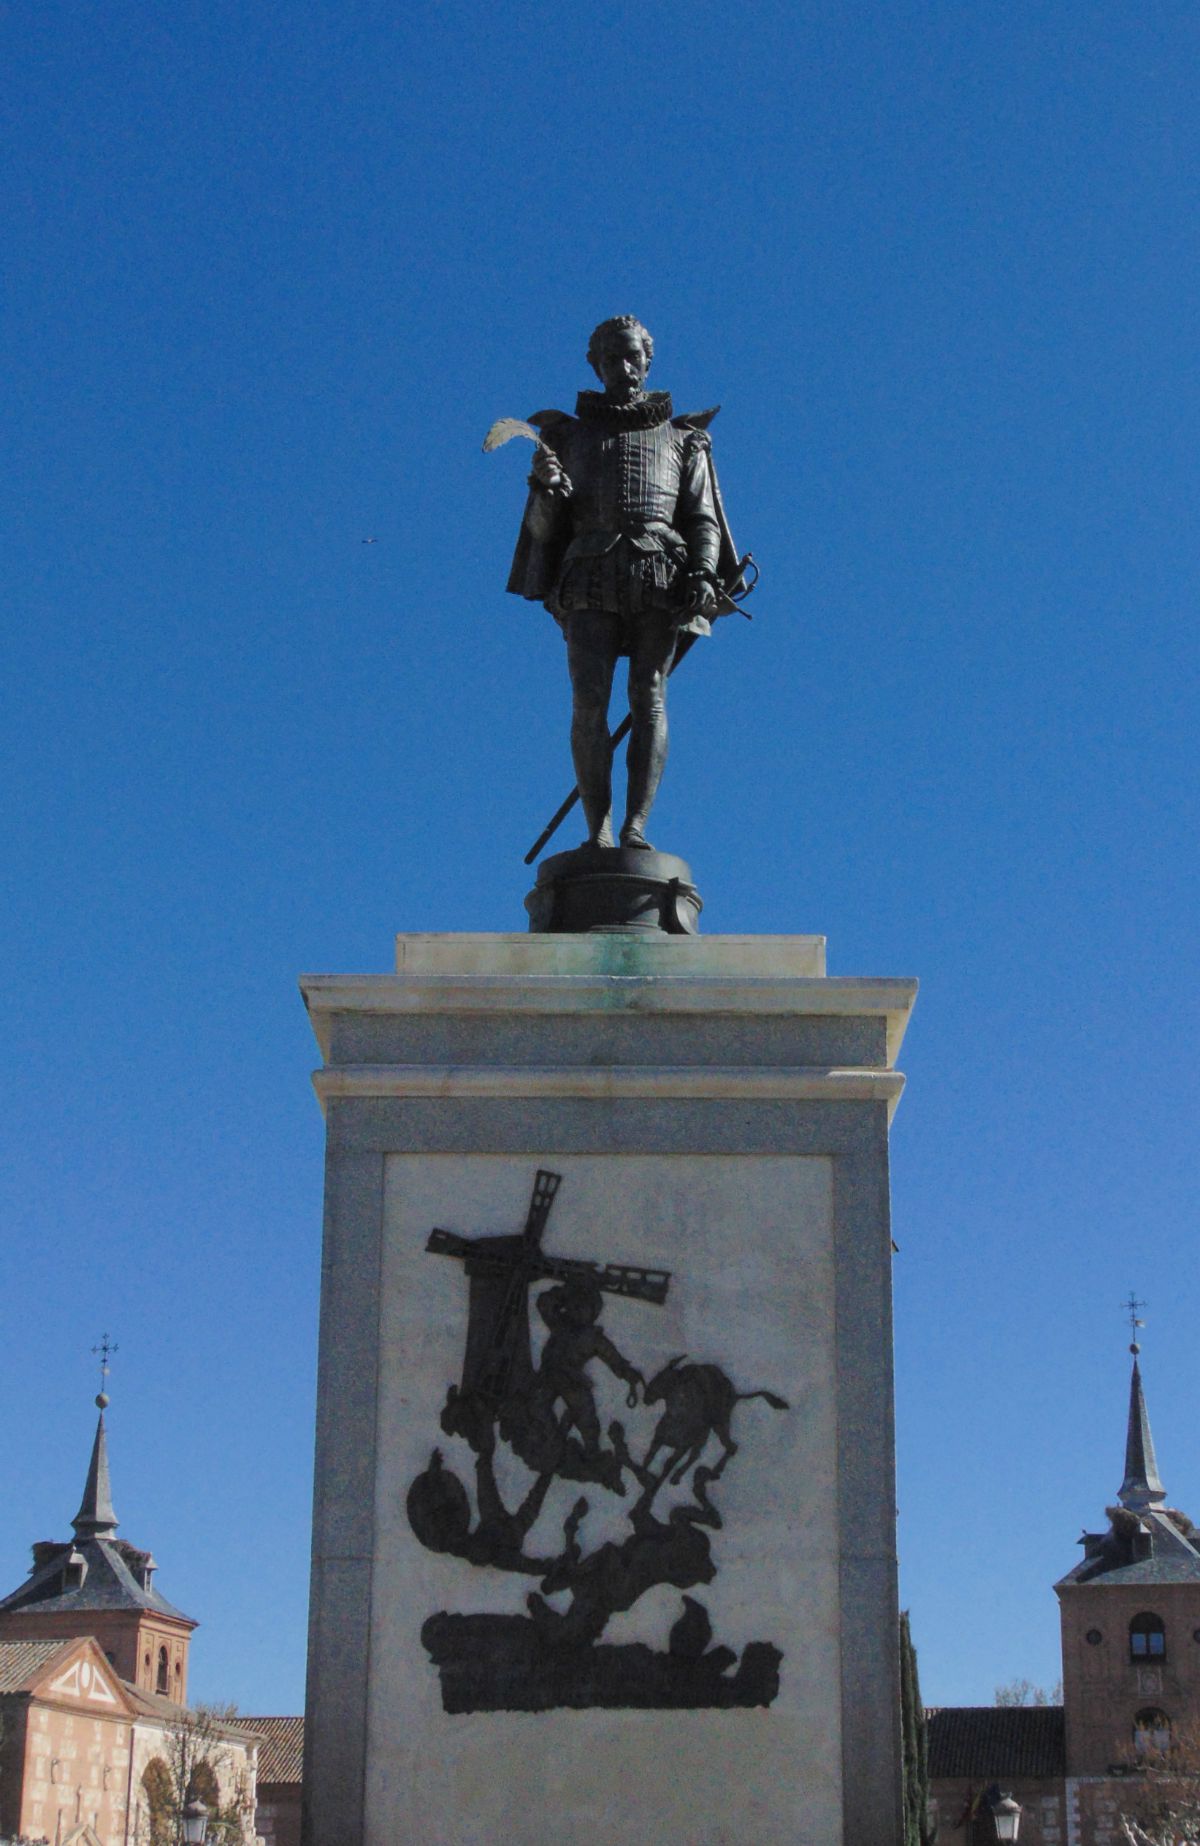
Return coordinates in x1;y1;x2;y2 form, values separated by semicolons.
1130;1612;1166;1660
61;1548;88;1591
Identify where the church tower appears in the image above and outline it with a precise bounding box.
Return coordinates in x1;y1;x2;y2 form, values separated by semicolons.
0;1377;197;1702
1056;1333;1200;1779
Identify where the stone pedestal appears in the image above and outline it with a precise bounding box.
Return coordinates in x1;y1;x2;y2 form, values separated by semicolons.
300;932;916;1846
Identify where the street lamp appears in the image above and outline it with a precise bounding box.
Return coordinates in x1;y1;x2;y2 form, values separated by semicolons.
182;1797;209;1844
988;1790;1022;1841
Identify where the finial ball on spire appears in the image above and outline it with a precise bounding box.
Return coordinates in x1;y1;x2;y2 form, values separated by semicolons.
95;1391;109;1409
1130;1342;1140;1356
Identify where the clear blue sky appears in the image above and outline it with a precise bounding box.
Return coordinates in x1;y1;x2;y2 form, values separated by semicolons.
2;0;1196;1714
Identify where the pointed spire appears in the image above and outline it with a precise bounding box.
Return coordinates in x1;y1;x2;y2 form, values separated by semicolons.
72;1392;119;1540
1118;1347;1166;1512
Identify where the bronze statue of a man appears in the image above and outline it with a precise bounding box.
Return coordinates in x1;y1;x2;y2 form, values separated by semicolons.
507;317;740;851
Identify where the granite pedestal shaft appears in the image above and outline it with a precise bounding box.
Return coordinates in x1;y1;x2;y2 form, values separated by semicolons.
300;932;916;1846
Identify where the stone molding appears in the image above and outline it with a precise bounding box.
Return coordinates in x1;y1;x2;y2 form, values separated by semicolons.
313;1061;907;1113
303;968;915;1019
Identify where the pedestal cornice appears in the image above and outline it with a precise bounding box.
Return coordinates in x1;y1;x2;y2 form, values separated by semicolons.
312;1061;907;1112
302;937;917;1073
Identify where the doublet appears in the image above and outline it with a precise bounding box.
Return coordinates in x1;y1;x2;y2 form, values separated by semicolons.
507;391;724;641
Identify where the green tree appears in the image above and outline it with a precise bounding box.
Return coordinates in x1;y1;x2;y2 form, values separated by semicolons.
901;1610;934;1846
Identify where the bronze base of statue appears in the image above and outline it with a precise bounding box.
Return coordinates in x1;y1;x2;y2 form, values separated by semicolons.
525;845;702;936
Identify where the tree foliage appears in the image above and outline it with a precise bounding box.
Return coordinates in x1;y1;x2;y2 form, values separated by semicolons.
901;1610;934;1846
1117;1713;1200;1844
137;1705;254;1846
994;1676;1062;1707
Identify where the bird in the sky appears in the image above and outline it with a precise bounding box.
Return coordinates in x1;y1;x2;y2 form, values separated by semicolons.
361;536;378;545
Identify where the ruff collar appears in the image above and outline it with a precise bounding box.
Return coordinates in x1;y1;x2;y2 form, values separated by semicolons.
574;389;673;431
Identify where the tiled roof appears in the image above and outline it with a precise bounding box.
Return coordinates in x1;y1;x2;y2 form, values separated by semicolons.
926;1706;1065;1780
1064;1552;1200;1587
0;1535;193;1623
244;1716;304;1784
119;1681;260;1740
1057;1506;1200;1588
121;1681;194;1721
0;1637;75;1694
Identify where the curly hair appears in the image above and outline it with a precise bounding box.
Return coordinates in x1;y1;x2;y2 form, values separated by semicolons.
586;315;654;379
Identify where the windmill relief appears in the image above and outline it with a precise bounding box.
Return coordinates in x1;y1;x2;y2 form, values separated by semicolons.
406;1170;788;1712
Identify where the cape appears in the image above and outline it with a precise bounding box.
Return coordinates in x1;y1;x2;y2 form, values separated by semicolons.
506;403;743;607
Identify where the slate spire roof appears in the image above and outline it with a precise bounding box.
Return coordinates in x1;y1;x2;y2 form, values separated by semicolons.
0;1391;195;1627
1057;1342;1200;1589
72;1405;119;1539
1118;1354;1166;1512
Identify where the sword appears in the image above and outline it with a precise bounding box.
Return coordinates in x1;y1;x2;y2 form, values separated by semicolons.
522;560;756;866
482;418;758;864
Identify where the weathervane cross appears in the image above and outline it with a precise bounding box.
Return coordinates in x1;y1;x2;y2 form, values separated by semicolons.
1123;1293;1147;1345
92;1332;119;1393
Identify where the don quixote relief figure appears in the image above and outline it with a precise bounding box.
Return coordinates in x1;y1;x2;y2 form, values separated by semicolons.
406;1170;789;1712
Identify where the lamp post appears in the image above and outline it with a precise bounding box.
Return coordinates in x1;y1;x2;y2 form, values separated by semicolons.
988;1790;1021;1841
182;1797;209;1844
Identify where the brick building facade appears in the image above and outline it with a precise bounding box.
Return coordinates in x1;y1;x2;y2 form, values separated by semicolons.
245;1718;302;1846
0;1395;259;1846
928;1347;1200;1844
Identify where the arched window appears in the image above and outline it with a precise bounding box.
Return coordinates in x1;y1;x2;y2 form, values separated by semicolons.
156;1644;169;1693
1133;1707;1171;1756
1130;1612;1166;1660
142;1756;174;1846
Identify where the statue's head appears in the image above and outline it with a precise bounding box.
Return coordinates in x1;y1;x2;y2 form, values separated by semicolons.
587;315;654;401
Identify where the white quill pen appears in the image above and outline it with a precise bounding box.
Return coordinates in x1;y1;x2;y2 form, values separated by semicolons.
482;418;542;452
